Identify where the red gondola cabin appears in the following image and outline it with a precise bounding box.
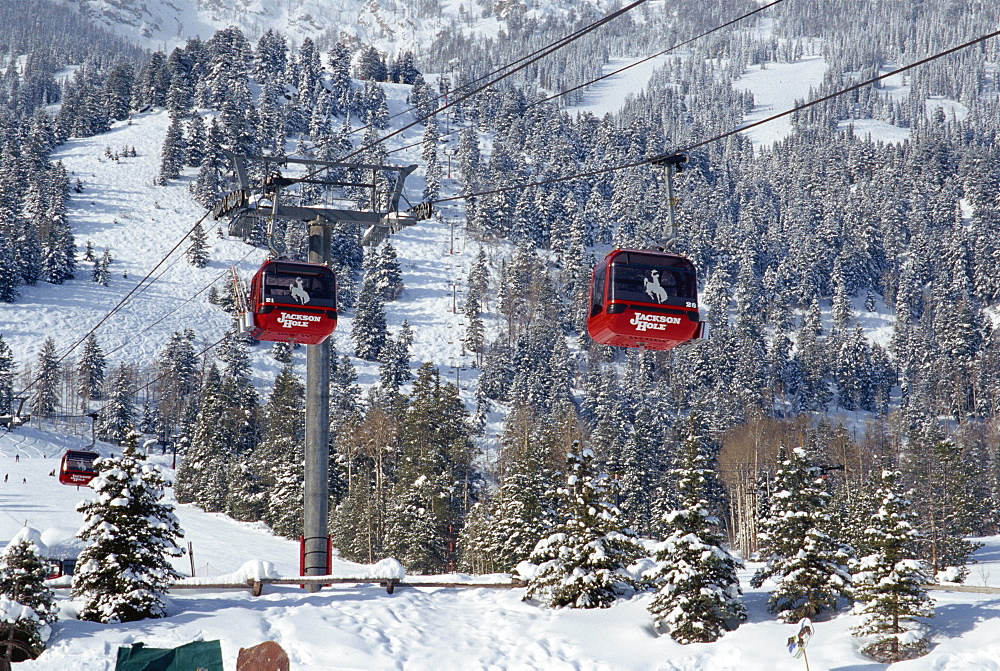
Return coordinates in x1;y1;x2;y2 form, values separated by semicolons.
248;260;338;345
587;249;706;351
59;450;99;486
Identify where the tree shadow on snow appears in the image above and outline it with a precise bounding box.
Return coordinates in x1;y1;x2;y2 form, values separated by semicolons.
929;598;1000;639
739;590;774;624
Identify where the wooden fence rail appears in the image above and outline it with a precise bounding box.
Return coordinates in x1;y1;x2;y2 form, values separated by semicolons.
168;577;527;597
924;583;1000;595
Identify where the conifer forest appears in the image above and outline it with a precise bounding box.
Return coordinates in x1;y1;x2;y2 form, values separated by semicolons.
2;0;1000;660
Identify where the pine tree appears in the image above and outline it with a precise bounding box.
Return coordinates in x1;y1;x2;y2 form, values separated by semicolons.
459;406;560;573
156;113;186;184
185;115;207;168
905;424;983;579
191;149;227;209
851;469;934;663
381;363;477;572
255;364;305;538
0;334;15;416
0;537;57;626
73;438;184;623
355;46;387;81
525;443;642;609
0;532;56;661
422;117;442;201
96;364;136;445
154;329;200;433
750;447;853;622
92;250;111;286
383;475;447;574
352;266;388;361
647;418;745;641
378;322;413;391
39;166;75;285
33;337;60;418
0;229;19;303
76;333;106;402
185;221;210;268
371;242;403;301
174;365;231;511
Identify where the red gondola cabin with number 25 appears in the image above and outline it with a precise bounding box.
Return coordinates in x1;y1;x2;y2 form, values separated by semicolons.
587;249;707;351
249;260;338;345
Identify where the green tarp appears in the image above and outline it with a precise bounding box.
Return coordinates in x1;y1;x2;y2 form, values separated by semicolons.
115;640;224;671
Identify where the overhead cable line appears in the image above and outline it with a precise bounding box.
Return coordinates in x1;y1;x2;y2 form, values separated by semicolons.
530;0;786;109
384;0;786;158
16;210;213;397
430;26;1000;205
299;0;652;181
102;246;261;360
336;0;652;143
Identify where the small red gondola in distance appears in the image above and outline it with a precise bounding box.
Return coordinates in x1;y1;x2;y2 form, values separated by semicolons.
59;450;99;486
587;249;706;351
248;260;338;345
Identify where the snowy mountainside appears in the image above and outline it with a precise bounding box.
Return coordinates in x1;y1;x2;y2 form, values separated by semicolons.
4;83;480;400
52;0;618;51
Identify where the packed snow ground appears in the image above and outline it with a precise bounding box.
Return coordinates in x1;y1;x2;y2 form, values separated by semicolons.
3;430;1000;670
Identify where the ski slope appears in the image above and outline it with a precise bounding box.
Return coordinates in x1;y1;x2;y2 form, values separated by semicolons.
4;83;482;403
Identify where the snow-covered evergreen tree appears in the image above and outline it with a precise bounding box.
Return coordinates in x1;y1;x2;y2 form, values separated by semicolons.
525;443;642;609
0;229;20;303
378;321;413;391
0;532;54;663
371;242;403;301
459;406;560;573
156;113;186;184
382;475;446;574
96;363;136;445
851;469;934;663
0;535;57;627
421;116;442;201
185;221;210;268
750;447;853;622
352;264;388;361
76;333;105;403
174;364;231;511
0;598;49;664
255;364;305;538
32;337;60;418
92;250;111;286
0;334;15;416
73;437;184;623
647;418;745;642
